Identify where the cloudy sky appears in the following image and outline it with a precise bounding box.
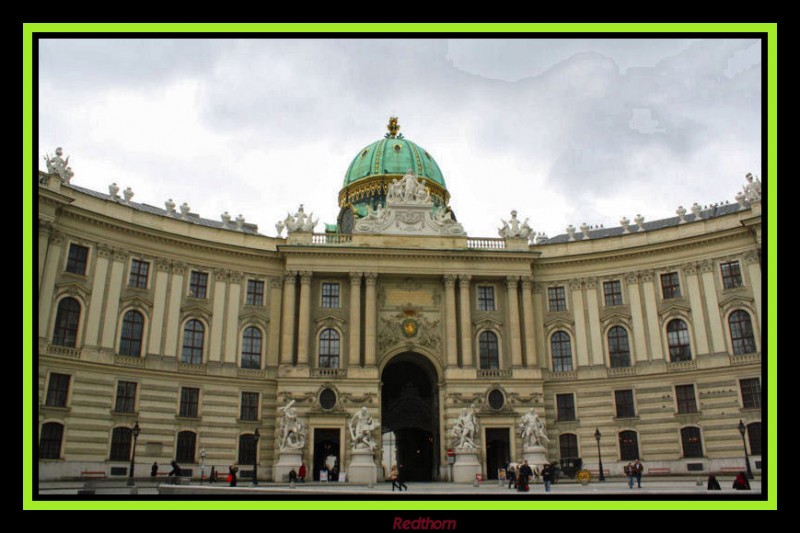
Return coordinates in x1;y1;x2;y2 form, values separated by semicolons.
37;37;762;239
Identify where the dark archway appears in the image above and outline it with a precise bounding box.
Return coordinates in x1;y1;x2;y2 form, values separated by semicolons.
381;353;440;481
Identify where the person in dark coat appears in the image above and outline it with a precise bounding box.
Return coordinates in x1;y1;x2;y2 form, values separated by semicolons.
229;465;238;487
632;458;644;488
541;463;554;493
209;466;217;483
151;462;158;478
289;469;298;482
298;463;307;482
707;474;721;490
395;464;408;492
167;461;181;484
517;460;533;492
506;465;517;489
732;472;751;490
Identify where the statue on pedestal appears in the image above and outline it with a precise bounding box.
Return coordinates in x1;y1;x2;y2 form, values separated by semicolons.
278;399;306;450
518;408;549;448
451;407;479;450
349;407;379;451
743;173;761;202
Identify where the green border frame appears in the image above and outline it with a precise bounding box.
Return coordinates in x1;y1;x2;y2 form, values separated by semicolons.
23;22;777;511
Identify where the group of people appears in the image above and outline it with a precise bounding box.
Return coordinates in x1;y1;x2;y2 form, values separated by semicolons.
624;459;644;489
506;460;556;492
387;464;408;492
288;463;308;483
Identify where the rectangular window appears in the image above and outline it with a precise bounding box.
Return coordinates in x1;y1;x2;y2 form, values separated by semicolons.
603;280;623;306
65;243;89;275
179;387;200;418
614;390;636;418
128;259;150;289
45;373;71;407
477;286;496;311
720;261;743;289
675;384;698;414
740;378;761;409
246;280;264;306
556;393;576;422
660;272;681;299
321;282;340;308
189;271;208;299
548;286;567;311
114;381;137;413
240;392;259;421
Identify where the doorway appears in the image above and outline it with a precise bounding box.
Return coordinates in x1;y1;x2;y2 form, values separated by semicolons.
313;428;340;481
485;428;511;480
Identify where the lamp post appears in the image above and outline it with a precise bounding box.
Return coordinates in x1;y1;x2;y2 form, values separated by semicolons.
127;421;141;487
738;420;753;480
200;448;206;485
594;427;605;482
253;428;260;486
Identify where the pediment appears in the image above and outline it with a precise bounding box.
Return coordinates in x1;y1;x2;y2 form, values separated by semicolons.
54;280;90;299
180;303;212;323
718;293;754;310
315;314;346;328
238;309;269;327
543;316;574;330
120;293;153;311
473;317;503;330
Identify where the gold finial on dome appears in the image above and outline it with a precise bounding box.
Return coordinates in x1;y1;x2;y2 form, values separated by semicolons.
387;116;400;138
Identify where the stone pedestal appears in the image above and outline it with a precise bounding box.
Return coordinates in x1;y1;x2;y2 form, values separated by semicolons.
522;445;548;472
452;449;482;483
273;449;302;483
347;448;378;483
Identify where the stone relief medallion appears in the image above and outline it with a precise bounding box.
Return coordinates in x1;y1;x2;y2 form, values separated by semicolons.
402;318;419;338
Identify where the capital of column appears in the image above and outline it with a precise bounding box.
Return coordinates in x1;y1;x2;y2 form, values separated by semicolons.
639;269;654;282
299;271;313;284
284;271;298;285
172;261;186;275
270;278;284;290
458;274;472;283
349;271;363;284
505;276;519;290
699;260;714;274
744;251;760;264
569;279;582;291
625;272;639;285
112;248;129;262
443;274;457;288
681;262;698;276
156;258;170;272
584;277;597;290
364;272;378;286
97;244;113;259
48;229;64;245
228;270;244;284
520;276;533;290
214;268;228;282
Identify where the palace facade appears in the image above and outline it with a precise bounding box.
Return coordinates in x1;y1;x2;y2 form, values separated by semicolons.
37;119;763;482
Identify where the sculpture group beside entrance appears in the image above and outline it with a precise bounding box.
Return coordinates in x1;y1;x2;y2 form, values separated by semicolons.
518;408;549;449
450;406;479;450
349;407;379;451
278;399;307;450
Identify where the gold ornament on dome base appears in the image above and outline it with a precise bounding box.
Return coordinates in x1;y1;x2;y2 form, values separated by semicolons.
387;116;401;138
402;318;418;338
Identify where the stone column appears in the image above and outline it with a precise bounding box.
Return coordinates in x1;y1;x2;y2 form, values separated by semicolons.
84;244;111;347
570;279;590;367
163;262;185;357
745;252;762;326
684;263;710;356
626;273;648;363
444;274;458;367
148;259;170;355
458;275;473;367
100;249;127;350
532;283;547;369
364;272;378;366
584;278;603;366
296;271;313;366
38;223;52;288
224;271;243;365
349;272;363;367
280;271;297;365
267;278;283;367
209;269;227;363
39;231;64;339
640;271;663;361
520;276;537;368
699;261;726;354
506;276;523;368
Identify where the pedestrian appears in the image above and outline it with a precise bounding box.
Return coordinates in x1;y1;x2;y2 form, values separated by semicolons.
228;465;238;487
298;462;307;482
517;460;533;492
707;474;721;490
150;462;158;478
396;464;408;492
632;458;643;488
507;465;517;489
389;464;400;491
209;466;216;483
289;469;298;482
541;462;554;493
625;461;634;489
167;460;181;484
732;472;751;490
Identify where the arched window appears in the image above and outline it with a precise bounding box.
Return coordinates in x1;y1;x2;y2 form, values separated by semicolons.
608;326;631;368
52;297;81;347
559;433;579;459
176;431;196;463
119;310;144;357
39;422;64;460
729;310;756;355
681;426;704;458
551;331;573;372
747;422;762;455
618;431;640;461
241;327;262;369
667;319;692;362
238;433;257;465
319;329;340;368
110;426;133;461
181;319;205;365
479;331;500;370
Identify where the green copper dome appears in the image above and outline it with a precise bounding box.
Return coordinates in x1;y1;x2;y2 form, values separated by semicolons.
343;137;446;189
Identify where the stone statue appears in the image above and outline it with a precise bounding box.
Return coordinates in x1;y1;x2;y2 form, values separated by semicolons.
499;210;533;239
123;187;134;203
282;204;318;234
415;178;431;203
278;399;306;450
518;408;550;448
109;182;120;199
165;198;176;215
44;147;72;182
450;407;479;450
402;170;418;202
743;173;761;201
349;407;379;451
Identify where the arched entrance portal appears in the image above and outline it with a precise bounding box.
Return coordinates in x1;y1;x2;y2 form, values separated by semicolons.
381;353;440;481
